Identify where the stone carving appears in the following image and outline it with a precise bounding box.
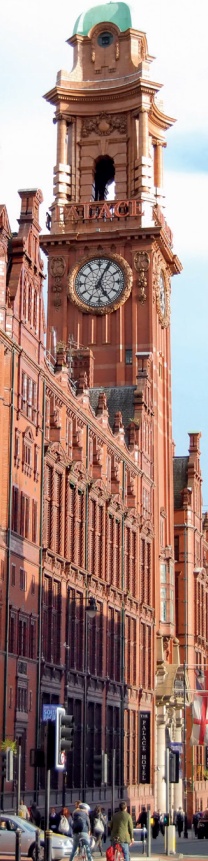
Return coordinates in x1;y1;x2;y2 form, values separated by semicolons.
153;251;171;327
82;113;127;137
134;251;150;303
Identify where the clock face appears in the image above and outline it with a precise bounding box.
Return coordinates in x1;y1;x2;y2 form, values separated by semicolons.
68;254;132;314
159;271;166;317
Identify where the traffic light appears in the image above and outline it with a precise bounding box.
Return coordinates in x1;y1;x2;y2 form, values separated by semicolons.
1;752;7;779
6;749;13;781
93;753;102;785
55;707;74;770
163;813;169;826
1;749;13;781
169;749;179;783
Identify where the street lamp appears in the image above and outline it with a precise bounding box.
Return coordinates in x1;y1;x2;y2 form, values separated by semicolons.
82;595;98;800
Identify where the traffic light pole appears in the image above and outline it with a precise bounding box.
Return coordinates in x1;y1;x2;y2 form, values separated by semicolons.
165;748;170;855
44;722;50;831
44;723;52;861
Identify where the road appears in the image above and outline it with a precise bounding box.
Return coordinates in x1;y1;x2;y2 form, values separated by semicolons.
129;829;208;856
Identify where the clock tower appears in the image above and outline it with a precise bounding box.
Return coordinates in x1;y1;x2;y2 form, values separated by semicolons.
42;0;181;389
41;4;182;808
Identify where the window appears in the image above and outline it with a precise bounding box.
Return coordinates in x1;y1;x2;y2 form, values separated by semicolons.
20;568;27;591
18;617;27;656
160;561;174;624
14;430;20;466
107;607;121;682
66;417;72;459
33;290;38;331
23;438;32;475
32;500;38;544
42;574;61;665
9;610;17;653
98;31;114;47
11;564;15;586
45;397;50;440
107;513;121;587
54;471;62;555
140;624;152;689
29;618;36;659
125;525;136;596
12;486;19;533
21;372;37;421
140;539;151;605
44;463;53;548
20;493;30;539
65;482;75;560
125;615;136;686
17;686;28;713
125;349;132;365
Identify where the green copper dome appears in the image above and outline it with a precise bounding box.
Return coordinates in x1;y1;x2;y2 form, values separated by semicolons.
73;2;132;36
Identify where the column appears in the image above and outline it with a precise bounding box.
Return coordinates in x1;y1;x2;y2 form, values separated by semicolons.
154;141;164;188
139;108;149;159
53;115;71;206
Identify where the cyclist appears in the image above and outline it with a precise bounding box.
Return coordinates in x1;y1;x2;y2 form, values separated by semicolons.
110;801;134;861
70;802;93;861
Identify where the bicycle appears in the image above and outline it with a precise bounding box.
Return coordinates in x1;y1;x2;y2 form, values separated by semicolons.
75;835;93;861
112;842;124;861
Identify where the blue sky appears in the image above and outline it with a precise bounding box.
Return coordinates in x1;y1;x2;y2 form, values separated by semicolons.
0;0;208;507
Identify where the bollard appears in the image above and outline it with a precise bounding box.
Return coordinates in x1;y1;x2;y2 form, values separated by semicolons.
147;809;151;857
15;827;21;861
35;828;41;861
142;827;146;854
44;829;52;861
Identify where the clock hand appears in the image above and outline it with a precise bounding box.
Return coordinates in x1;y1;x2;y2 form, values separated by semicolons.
95;260;112;291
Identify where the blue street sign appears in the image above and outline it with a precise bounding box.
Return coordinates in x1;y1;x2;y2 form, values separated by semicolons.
42;704;60;722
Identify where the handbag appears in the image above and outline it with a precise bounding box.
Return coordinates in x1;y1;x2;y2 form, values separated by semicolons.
94;817;104;835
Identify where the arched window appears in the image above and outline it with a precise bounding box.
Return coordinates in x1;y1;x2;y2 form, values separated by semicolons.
93;155;115;201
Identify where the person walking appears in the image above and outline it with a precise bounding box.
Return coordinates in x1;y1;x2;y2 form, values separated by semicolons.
30;803;41;827
176;808;184;837
70;802;93;861
18;799;30;820
136;807;147;829
49;808;59;833
91;805;105;855
110;801;134;861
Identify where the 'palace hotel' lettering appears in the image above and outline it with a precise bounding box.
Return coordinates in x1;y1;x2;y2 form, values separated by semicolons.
64;199;143;223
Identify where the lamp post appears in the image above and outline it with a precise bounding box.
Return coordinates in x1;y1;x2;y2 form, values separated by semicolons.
82;595;98;801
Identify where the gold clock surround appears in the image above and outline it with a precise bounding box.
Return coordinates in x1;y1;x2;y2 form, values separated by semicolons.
68;252;133;314
155;264;170;328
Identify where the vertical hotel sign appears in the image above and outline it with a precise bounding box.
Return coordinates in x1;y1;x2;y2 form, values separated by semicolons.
139;712;150;783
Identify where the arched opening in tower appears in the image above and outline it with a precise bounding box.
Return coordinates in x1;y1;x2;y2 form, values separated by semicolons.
93;155;115;201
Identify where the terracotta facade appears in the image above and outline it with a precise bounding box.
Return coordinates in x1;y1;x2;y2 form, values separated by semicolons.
0;2;207;822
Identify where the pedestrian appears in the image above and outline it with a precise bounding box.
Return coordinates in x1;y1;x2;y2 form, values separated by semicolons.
30;802;41;827
110;801;134;861
176;808;184;837
151;812;159;839
158;811;164;836
58;807;71;835
136;807;147;841
70;802;93;861
136;807;147;828
192;811;201;836
101;809;108;843
18;799;30;820
91;805;105;855
49;807;59;833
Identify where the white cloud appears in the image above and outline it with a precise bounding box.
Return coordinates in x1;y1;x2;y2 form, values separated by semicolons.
165;171;208;258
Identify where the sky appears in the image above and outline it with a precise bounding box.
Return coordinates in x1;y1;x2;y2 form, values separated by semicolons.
0;0;208;507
